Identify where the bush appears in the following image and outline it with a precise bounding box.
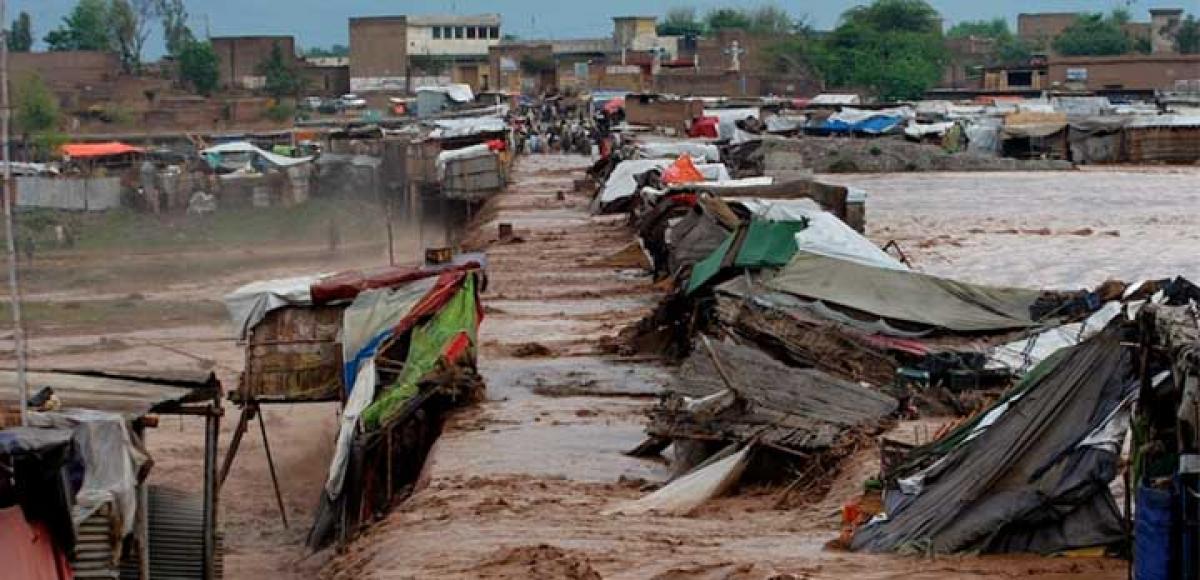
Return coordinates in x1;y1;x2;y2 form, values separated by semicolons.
869;145;883;156
265;102;296;123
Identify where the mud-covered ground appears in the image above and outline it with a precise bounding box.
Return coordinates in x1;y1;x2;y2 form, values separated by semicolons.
9;159;1190;578
319;156;1129;579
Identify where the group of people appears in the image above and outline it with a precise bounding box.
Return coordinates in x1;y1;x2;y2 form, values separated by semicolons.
509;95;625;157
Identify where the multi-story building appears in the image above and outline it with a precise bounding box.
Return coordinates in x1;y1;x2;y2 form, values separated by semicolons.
1018;8;1185;55
349;14;501;94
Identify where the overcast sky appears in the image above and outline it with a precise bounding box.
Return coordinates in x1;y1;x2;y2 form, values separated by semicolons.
11;0;1181;57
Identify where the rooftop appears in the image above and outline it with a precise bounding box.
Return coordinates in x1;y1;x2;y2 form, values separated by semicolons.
408;14;501;26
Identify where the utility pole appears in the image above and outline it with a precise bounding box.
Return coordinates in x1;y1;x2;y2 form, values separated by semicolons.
1;0;29;425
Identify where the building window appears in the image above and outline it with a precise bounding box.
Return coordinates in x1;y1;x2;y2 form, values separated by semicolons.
432;26;442;39
442;26;452;39
489;26;499;39
455;26;464;39
467;26;476;39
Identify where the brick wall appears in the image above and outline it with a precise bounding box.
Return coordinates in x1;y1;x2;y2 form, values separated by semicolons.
212;36;297;89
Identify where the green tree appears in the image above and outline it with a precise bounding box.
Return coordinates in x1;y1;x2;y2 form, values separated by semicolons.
947;18;1007;39
1052;12;1131;56
109;0;158;72
816;0;947;101
258;41;302;99
157;0;193;57
657;6;705;36
749;5;796;35
13;74;66;154
947;17;1031;65
706;8;752;32
1178;15;1200;54
9;11;33;52
44;0;113;52
178;39;218;95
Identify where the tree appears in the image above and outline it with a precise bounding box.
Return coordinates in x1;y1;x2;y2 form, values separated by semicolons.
258;41;301;99
947;18;1031;65
749;5;796;35
816;0;947;101
657;7;705;37
706;8;752;32
9;11;33;52
1176;15;1200;54
178;39;218;95
13;74;66;154
109;0;158;72
157;0;193;57
947;18;1007;39
44;0;113;52
1052;12;1131;56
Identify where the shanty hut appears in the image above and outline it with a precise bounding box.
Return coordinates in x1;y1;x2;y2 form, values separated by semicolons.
1125;115;1200;164
0;369;223;579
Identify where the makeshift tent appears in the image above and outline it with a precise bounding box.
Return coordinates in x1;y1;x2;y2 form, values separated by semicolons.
61;142;144;158
852;324;1134;554
1067;116;1131;164
428;116;507;139
595;159;730;208
415;83;474;103
765;253;1042;332
636;141;720;162
201;141;313;169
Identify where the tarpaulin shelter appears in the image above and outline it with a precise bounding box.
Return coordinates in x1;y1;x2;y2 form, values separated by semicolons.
201;141;313;172
593;158;730;212
1067;116;1131;164
852;324;1135;554
308;269;485;549
1002;111;1069;160
764;253;1042;332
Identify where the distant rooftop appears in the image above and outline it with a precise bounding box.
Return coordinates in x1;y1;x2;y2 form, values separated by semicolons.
408;14;501;26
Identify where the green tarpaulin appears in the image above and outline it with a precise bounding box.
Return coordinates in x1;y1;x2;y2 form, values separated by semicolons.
686;233;734;295
765;253;1041;331
362;275;479;429
733;220;804;269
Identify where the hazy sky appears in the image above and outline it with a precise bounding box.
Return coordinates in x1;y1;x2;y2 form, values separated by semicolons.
11;0;1182;56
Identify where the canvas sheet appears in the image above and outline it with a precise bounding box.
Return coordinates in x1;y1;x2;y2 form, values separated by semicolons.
765;253;1041;331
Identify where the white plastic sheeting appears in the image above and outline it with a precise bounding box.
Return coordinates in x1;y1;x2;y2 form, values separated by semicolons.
965;120;1003;155
986;301;1122;373
224;274;324;339
324;359;377;499
905;121;956;138
636;141;721;162
597;159;731;205
435;143;495;180
415;83;474;103
604;445;750;516
810;93;861;105
830;106;915;124
201;141;313;168
730;198;908;271
341;278;439;381
704;108;761;140
30;410;147;538
1127;115;1200;128
428;116;507;139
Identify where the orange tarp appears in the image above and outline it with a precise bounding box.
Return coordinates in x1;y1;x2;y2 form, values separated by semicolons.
61;142;144;158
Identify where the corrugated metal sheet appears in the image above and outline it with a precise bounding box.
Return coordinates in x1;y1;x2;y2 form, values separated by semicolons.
119;486;224;580
16;176;123;211
443;154;504;202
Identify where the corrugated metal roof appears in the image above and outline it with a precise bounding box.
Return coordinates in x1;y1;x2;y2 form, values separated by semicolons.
407;14;501;26
0;370;219;417
1127;115;1200;129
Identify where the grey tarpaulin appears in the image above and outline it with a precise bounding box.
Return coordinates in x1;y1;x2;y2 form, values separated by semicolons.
764;253;1042;332
852;325;1133;554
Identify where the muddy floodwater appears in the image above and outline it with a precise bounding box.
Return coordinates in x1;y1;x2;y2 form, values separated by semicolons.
4;157;1158;578
824;167;1200;288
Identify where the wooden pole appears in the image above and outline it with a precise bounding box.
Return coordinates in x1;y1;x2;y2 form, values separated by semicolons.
256;403;289;528
0;0;29;425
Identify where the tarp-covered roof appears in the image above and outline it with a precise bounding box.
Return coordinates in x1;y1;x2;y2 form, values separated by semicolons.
61;142;144;158
201;141;313;167
853;325;1133;554
415;83;475;103
428;116;507;139
765;253;1042;332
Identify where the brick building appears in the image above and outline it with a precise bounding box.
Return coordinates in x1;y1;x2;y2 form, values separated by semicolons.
1048;53;1200;92
349;14;501;94
211;35;297;90
1018;8;1184;55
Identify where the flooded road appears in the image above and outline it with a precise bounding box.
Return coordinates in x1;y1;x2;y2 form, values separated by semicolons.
323;156;1127;579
